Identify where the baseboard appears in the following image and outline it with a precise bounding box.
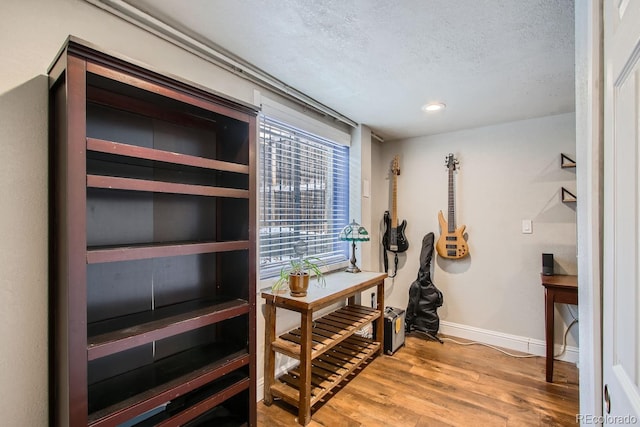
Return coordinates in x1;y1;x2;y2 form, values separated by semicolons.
439;321;579;364
257;357;298;402
257;378;264;403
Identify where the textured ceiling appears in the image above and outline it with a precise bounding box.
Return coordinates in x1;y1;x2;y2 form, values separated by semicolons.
122;0;575;141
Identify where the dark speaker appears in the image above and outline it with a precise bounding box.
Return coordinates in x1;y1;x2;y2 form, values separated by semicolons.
542;253;554;276
384;307;405;355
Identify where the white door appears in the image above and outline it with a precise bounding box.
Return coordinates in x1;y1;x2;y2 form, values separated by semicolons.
603;0;640;424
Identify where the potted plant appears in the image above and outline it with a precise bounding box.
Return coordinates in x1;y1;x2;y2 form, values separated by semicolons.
272;256;325;297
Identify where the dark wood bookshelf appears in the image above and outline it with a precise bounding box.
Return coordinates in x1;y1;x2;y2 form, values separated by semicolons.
87;138;250;174
88;347;249;425
49;36;257;426
143;375;250;427
87;298;250;360
86;174;250;198
86;240;250;263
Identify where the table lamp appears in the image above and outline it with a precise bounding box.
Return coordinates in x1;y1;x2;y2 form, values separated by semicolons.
338;219;370;273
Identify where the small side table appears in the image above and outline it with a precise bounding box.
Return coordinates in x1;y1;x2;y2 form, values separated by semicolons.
262;271;386;426
541;274;578;382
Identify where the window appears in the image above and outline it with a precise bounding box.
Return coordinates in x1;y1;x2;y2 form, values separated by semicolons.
259;115;349;279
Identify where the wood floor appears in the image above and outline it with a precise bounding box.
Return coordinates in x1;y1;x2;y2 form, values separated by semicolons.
257;335;579;426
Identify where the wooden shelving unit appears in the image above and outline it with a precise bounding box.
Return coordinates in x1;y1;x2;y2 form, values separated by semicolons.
261;271;386;426
49;37;257;426
270;307;381;408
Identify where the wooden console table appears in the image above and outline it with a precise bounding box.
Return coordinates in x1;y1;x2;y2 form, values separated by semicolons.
262;271;386;425
541;274;578;382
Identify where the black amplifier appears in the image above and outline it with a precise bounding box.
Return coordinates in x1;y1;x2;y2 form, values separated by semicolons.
384;307;406;355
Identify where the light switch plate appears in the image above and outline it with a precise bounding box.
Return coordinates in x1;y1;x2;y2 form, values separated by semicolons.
522;219;533;234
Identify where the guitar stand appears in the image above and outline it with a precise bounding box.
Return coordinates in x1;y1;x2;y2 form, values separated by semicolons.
408;329;444;344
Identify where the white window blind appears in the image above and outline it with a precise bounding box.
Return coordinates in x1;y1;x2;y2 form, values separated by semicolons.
259;115;350;279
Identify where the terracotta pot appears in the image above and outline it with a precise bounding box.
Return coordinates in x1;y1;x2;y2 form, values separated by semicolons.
289;272;310;297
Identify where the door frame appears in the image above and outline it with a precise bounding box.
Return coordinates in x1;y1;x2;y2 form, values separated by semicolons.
575;0;603;421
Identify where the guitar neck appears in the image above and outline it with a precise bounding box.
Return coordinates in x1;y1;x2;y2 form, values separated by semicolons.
448;166;455;232
392;173;398;228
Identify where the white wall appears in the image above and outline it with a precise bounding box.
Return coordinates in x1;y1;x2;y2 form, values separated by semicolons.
376;113;578;351
0;71;49;426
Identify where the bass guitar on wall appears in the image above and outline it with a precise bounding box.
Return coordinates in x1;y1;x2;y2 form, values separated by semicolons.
436;153;469;259
383;155;408;276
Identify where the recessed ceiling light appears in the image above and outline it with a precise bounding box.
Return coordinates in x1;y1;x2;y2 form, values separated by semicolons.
422;102;446;112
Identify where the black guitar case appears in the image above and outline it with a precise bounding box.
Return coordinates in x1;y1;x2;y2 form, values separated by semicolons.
405;232;443;339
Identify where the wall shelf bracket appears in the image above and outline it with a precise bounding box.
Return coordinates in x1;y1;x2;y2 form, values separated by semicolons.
561;153;576;168
562;187;577;203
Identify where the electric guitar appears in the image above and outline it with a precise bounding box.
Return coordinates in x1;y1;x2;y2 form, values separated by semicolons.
436;153;469;259
383;156;409;254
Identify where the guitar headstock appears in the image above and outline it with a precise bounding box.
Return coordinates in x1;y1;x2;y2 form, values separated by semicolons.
391;155;401;176
445;153;459;171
